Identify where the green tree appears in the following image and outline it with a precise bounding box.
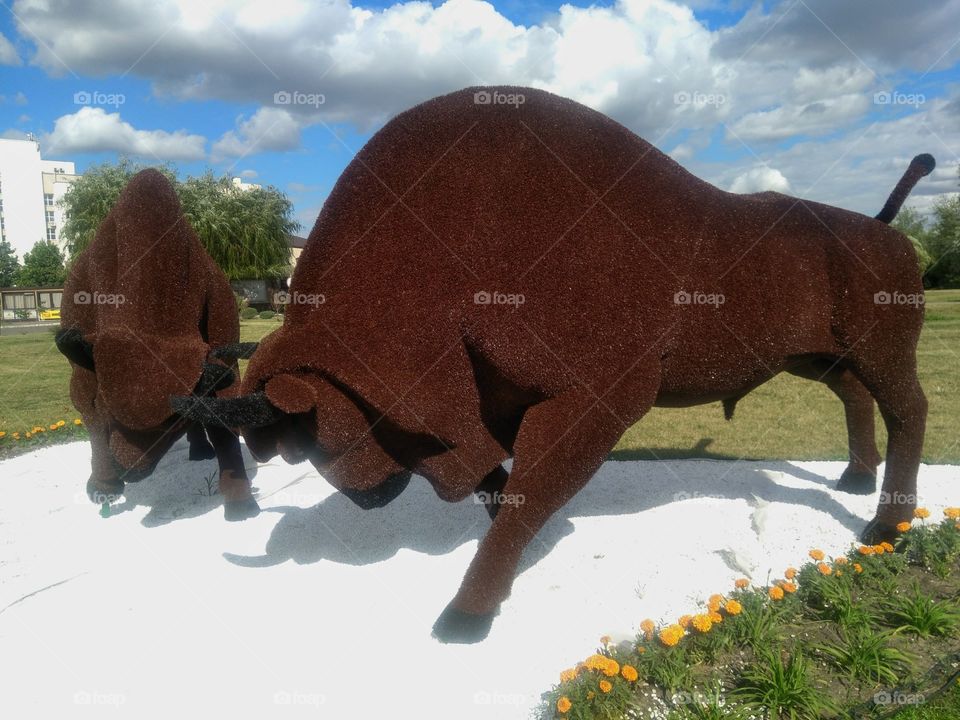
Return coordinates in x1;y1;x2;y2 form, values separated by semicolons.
892;206;933;275
921;168;960;288
60;160;298;281
0;237;20;287
16;240;66;287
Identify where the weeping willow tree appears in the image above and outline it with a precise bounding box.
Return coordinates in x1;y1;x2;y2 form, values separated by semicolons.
60;160;299;280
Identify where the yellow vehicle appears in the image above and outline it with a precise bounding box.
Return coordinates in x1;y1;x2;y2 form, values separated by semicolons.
39;308;61;321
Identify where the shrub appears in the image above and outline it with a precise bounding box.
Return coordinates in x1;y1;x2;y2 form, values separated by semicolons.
258;310;276;320
240;307;258;319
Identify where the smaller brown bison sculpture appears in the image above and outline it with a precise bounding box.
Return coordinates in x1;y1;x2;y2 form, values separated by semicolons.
174;87;934;642
57;169;259;521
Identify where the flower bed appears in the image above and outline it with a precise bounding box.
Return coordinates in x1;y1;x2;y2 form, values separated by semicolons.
541;509;960;720
0;418;87;459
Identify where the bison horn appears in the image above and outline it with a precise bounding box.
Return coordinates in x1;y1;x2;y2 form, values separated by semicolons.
170;392;282;428
55;327;95;371
875;153;935;224
209;342;260;361
195;362;237;395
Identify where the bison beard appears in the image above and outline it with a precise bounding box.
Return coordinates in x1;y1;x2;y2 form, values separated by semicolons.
58;169;260;521
170;86;930;643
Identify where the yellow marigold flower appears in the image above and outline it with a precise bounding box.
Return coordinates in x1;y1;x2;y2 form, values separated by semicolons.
708;593;724;605
25;432;32;438
914;508;930;519
853;563;863;573
781;581;797;593
584;654;609;672
0;431;5;439
599;680;612;694
809;549;825;561
640;619;655;635
691;614;713;633
945;508;960;520
586;691;595;700
637;646;647;654
621;665;639;682
49;424;58;431
557;696;572;713
880;542;894;553
836;570;843;577
834;557;848;565
817;562;832;576
74;418;83;425
769;586;784;601
873;544;885;555
560;668;577;683
659;625;683;647
858;545;874;556
602;659;619;677
678;614;693;629
57;420;65;427
725;599;742;615
709;611;723;624
735;578;750;589
12;432;19;439
784;567;797;579
896;521;912;533
600;635;611;646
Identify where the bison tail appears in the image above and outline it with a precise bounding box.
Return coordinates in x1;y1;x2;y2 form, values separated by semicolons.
875;153;935;224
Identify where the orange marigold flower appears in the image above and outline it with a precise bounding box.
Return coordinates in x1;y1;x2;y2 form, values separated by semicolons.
725;599;742;615
735;578;750;589
659;625;684;647
74;418;83;425
781;581;797;593
584;654;608;672
621;665;639;682
896;521;912;533
691;614;713;633
944;507;960;520
769;586;785;601
602;659;619;677
809;549;825;561
834;557;848;566
914;508;930;519
709;612;723;624
599;680;612;694
784;567;797;579
49;424;58;431
678;614;693;629
853;563;863;573
873;544;886;555
640;619;655;638
600;635;611;646
24;432;32;438
817;562;832;576
858;545;875;556
0;432;5;439
880;542;894;553
637;646;647;654
560;668;577;683
557;697;572;713
56;420;66;427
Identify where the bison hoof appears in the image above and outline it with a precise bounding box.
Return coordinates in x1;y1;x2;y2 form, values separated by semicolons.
188;442;216;461
224;497;261;521
86;477;124;505
431;603;497;644
836;468;876;495
860;516;899;545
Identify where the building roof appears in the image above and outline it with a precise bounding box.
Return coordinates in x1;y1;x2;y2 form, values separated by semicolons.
286;234;308;249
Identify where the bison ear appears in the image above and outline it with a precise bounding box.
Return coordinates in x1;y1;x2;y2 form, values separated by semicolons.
264;374;318;414
55;327;95;371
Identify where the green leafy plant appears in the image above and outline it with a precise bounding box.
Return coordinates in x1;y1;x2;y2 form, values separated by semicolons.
732;648;835;720
258;310;276;319
882;582;960;637
813;627;911;685
240;307;258;319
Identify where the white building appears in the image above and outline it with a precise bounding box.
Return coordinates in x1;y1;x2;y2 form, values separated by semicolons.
0;136;79;260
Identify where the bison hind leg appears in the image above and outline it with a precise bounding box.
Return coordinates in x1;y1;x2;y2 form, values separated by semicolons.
187;424;216;461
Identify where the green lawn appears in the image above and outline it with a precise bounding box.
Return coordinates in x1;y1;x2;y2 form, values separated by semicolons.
1;294;958;463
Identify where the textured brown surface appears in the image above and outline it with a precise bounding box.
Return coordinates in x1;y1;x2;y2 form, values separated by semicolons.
227;87;926;639
59;169;257;515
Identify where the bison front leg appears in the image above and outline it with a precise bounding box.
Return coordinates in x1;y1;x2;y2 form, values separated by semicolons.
433;365;661;643
85;418;125;504
205;424;260;521
187;422;216;460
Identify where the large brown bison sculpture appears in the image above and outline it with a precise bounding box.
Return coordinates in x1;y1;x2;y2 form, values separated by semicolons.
58;169;260;521
175;86;933;642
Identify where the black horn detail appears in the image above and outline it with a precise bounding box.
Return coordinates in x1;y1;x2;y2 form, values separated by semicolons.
55;327;95;371
196;362;236;395
209;342;260;361
170;392;282;428
875;153;936;224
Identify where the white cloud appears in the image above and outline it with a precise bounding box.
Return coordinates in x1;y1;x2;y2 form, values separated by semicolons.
727;94;871;142
238;168;258;179
211;107;303;161
43;107;206;161
0;32;19;65
729;166;791;193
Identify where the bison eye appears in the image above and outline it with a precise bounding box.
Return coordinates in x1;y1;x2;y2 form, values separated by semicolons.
55;327;95;371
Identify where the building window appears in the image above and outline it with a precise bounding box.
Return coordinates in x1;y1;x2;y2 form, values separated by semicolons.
46;225;57;241
44;193;54;207
46;210;55;223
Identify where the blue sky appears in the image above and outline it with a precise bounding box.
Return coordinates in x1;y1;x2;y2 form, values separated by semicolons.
1;0;958;234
